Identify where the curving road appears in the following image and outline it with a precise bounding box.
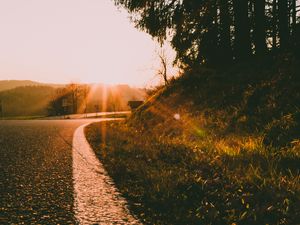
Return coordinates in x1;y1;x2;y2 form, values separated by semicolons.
0;119;139;224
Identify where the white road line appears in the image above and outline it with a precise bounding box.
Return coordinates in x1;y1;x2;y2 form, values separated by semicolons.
72;122;140;224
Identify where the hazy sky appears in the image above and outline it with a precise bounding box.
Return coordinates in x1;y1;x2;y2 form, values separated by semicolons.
0;0;174;86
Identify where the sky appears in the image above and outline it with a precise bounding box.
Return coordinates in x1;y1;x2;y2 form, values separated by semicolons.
0;0;175;86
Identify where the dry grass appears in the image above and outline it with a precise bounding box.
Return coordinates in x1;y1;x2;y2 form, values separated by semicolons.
86;120;300;225
86;58;300;224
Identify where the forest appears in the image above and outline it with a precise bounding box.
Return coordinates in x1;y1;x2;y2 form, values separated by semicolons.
114;0;299;67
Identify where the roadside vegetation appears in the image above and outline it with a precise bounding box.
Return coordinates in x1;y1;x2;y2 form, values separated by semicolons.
0;82;144;118
86;56;300;225
47;83;145;116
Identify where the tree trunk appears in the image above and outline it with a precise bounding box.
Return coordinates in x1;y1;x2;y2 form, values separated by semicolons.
291;0;297;38
254;0;267;56
272;0;278;51
233;0;252;60
219;0;233;62
200;0;219;65
278;0;289;49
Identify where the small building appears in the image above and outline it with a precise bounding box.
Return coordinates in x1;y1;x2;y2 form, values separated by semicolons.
128;101;143;110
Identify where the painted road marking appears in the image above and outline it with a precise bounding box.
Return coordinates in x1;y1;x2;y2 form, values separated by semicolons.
72;123;140;224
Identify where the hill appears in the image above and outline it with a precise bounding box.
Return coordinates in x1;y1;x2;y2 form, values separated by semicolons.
85;55;300;224
0;86;56;117
0;80;63;92
132;56;300;148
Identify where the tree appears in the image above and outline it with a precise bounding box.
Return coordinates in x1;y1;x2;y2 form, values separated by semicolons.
291;0;298;45
157;49;169;85
254;0;267;55
219;0;233;62
278;0;289;49
48;83;85;116
114;0;299;67
233;0;252;60
271;0;278;51
68;83;79;114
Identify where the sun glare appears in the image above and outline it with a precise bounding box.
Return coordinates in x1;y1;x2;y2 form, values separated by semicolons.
0;0;176;86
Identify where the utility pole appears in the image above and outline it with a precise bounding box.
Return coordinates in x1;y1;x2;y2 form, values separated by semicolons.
95;104;99;117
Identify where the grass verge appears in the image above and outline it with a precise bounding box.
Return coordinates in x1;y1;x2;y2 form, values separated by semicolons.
85;120;300;225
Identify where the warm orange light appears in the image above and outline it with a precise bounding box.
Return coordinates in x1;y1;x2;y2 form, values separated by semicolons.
0;0;176;86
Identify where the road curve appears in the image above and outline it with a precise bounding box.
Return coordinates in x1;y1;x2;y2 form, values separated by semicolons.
73;123;140;224
0;119;139;224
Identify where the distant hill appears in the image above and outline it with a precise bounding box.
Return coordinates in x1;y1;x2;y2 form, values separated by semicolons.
0;80;63;92
0;85;56;117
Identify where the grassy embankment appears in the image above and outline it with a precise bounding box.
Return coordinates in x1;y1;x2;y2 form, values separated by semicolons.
86;56;300;224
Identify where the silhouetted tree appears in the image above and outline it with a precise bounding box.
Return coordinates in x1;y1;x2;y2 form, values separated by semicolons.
219;0;233;63
254;0;267;56
278;0;290;49
156;48;170;85
114;0;300;66
233;0;252;60
271;0;278;51
48;83;82;115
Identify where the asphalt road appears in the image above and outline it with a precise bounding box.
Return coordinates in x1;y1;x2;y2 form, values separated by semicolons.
0;119;130;224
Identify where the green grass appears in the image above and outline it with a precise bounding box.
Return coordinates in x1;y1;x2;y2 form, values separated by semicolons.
85;121;300;225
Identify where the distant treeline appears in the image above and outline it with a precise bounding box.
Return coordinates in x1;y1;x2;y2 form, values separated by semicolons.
48;83;145;116
0;83;145;117
114;0;300;67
